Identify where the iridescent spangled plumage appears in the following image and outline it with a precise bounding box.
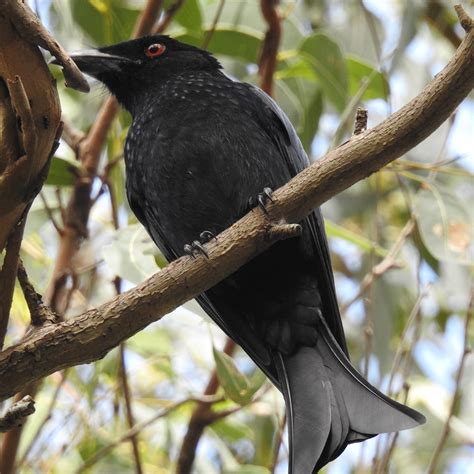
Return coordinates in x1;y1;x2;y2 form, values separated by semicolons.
67;36;425;473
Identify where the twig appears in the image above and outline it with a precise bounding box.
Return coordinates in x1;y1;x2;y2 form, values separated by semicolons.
259;0;281;96
357;0;382;63
374;383;411;473
16;371;69;468
132;0;164;37
119;344;143;474
17;260;59;326
202;0;226;49
341;218;415;314
426;292;473;474
270;412;286;473
0;396;35;433
455;4;473;32
0;216;27;350
385;289;428;397
76;398;191;473
3;0;89;92
39;192;63;235
176;338;236;474
155;0;185;34
354;107;368;135
61;120;86;155
55;187;66;224
268;222;302;240
425;0;461;48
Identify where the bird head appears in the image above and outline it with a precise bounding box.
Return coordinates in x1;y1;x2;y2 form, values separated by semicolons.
61;36;221;111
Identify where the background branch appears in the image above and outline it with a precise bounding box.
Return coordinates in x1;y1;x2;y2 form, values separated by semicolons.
0;396;35;433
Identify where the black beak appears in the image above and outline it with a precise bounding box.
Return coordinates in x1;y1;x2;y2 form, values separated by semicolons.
50;50;133;78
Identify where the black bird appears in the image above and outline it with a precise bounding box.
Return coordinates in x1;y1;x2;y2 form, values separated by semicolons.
65;36;425;472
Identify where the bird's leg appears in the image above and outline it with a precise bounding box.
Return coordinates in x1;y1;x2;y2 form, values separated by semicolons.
183;230;216;258
247;187;273;215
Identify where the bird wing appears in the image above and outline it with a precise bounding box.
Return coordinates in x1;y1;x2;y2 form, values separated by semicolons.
127;181;276;376
244;83;349;355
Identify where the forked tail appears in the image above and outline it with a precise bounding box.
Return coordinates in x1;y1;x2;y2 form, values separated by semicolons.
274;314;425;473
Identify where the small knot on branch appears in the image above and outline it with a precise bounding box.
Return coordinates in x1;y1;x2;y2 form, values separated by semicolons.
268;222;302;242
354;107;368;135
455;5;473;32
0;395;36;433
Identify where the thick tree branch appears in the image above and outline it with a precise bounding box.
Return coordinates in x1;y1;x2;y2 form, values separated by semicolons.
0;7;472;402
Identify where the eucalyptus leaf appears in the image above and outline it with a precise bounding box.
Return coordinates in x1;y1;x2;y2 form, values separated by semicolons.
223;466;271;474
71;0;140;45
413;185;472;265
299;33;348;111
213;347;253;405
346;55;389;100
212;417;254;443
173;0;203;34
176;28;262;63
46;156;79;186
325;219;389;257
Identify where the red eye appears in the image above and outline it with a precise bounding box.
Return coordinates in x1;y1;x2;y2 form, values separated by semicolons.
145;43;166;58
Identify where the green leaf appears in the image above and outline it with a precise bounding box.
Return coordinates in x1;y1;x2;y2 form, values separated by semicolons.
128;327;171;358
248;367;267;395
299;85;323;151
213;347;255;406
253;415;276;467
45;156;79;186
212;417;254;443
325;219;389;257
223;466;270;474
173;0;203;34
346;55;389;100
275;65;322;151
273;78;304;133
413;185;472;265
176;28;262;63
71;0;140;45
276;57;318;82
299;33;348;111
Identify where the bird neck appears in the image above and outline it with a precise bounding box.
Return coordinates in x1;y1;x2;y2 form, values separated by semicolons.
116;69;226;117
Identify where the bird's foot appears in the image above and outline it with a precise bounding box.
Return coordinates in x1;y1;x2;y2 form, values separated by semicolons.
199;230;217;244
248;187;273;215
183;230;216;258
260;306;321;355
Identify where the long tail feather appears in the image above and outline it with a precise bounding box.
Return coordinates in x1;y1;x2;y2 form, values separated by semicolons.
273;313;425;473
